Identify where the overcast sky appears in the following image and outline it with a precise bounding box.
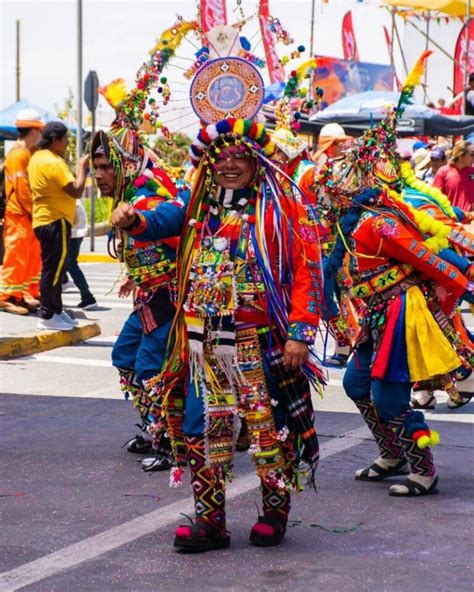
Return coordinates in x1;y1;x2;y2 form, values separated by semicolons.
0;0;462;133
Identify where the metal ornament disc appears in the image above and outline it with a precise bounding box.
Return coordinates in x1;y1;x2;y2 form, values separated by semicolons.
190;57;264;124
213;237;228;252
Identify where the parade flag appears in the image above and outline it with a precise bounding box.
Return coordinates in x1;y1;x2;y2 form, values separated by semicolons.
259;0;285;83
200;0;228;33
453;20;474;113
383;25;402;91
341;11;359;62
383;25;391;56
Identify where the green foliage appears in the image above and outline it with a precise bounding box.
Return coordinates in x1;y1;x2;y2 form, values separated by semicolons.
153;132;192;168
83;195;111;224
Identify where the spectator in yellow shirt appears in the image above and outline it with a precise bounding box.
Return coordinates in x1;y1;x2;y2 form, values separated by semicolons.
0;109;44;315
28;121;89;331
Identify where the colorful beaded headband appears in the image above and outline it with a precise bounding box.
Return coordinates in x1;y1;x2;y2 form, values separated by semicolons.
189;118;275;167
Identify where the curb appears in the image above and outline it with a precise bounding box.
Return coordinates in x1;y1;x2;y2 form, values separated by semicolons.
78;253;117;263
0;322;101;360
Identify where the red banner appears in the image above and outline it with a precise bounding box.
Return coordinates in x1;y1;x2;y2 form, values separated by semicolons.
200;0;228;33
259;0;284;83
341;11;359;62
453;20;474;113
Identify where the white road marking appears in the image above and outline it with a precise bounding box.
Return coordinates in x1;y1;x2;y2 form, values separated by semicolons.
86;334;118;344
0;426;369;592
18;355;112;367
1;388;122;400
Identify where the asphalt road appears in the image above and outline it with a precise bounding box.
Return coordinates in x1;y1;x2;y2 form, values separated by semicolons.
0;263;473;592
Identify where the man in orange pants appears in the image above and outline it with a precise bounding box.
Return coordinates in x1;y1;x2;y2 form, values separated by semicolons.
0;109;44;315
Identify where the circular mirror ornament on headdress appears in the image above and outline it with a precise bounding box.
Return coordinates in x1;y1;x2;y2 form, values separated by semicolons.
190;57;264;124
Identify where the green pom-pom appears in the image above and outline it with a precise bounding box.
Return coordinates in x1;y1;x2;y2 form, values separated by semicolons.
124;185;135;200
146;179;158;191
160;76;167;83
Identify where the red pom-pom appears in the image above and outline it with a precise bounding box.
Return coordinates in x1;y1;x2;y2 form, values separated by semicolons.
200;128;212;145
133;175;147;188
248;121;258;138
412;429;430;441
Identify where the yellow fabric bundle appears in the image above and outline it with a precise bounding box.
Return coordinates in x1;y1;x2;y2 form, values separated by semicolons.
405;286;460;381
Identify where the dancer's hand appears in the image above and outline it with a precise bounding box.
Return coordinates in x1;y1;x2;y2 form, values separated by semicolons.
284;340;309;371
110;202;138;229
118;277;135;298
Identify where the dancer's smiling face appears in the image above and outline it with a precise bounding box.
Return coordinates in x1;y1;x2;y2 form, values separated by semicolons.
211;143;256;190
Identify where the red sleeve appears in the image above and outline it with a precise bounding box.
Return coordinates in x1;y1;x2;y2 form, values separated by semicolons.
356;215;467;298
285;199;322;328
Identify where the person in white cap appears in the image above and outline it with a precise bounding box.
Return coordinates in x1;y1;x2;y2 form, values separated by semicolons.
0;109;44;315
312;122;351;174
313;123;355;366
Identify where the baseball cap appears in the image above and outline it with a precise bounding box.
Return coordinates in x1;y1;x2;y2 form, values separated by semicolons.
412;140;428;151
430;146;446;160
15;108;44;129
37;121;68;148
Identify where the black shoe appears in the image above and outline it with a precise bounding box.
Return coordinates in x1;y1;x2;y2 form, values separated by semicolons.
174;520;230;553
249;515;287;547
324;353;349;368
142;456;173;472
124;435;153;454
78;297;98;310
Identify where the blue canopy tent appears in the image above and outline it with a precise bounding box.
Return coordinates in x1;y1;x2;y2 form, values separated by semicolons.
0;99;56;140
263;82;285;104
305;90;474;137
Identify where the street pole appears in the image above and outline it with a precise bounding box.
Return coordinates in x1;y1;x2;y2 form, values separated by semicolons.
423;14;430;103
393;16;409;77
390;10;395;66
16;20;20;101
310;0;315;56
76;0;83;160
464;0;472;114
84;70;100;252
90;107;96;252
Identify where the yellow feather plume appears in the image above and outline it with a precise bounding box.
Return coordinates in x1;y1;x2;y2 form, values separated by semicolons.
295;58;317;81
98;78;129;109
403;50;432;90
150;20;198;54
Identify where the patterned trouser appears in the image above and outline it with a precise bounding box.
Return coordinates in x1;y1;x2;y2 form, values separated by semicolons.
355;399;435;476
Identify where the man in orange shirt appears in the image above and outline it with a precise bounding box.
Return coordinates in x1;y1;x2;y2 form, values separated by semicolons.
0;109;44;315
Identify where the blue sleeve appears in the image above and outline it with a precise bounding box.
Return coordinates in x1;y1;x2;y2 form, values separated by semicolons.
452;206;465;222
438;248;470;274
131;190;189;241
